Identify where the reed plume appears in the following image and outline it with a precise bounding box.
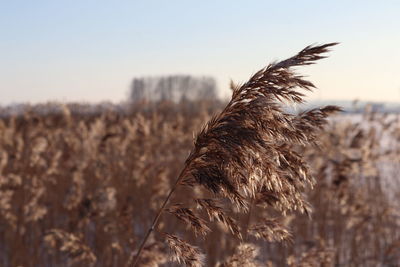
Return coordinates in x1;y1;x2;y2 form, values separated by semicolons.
164;233;205;267
44;229;97;266
218;243;262;267
131;43;341;266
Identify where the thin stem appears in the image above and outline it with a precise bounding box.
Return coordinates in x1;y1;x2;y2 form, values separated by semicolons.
130;167;187;267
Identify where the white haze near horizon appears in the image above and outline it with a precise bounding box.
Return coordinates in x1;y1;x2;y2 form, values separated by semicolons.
1;1;400;105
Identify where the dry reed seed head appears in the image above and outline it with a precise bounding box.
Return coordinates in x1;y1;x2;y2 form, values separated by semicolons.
182;43;339;215
0;189;17;228
130;242;168;267
180;176;197;187
150;168;172;210
292;106;343;144
167;203;211;236
164;233;205;267
44;229;96;266
287;243;335;267
23;176;48;222
248;218;293;243
0;173;22;188
91;186;117;216
63;171;85;210
195;198;241;238
156;43;339;265
218;243;262;267
261;189;313;216
236;43;339;103
229;79;240;92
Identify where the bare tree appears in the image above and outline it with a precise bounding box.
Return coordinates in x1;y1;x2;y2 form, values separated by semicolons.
129;75;217;102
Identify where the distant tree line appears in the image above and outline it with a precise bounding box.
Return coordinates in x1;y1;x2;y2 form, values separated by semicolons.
129;75;218;102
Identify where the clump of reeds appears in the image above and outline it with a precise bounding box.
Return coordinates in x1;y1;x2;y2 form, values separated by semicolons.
1;82;399;266
44;229;97;266
218;243;262;267
287;240;335;267
133;43;341;266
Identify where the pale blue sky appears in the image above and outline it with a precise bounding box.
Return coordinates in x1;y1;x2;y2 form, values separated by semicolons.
1;1;400;105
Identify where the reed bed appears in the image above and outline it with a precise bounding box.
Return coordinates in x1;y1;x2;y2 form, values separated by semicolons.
0;45;399;266
0;100;399;266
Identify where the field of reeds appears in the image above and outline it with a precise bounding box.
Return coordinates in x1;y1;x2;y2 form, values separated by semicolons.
1;44;400;267
1;101;399;267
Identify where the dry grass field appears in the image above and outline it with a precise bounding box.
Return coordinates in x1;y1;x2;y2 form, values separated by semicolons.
1;44;399;266
0;101;399;267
